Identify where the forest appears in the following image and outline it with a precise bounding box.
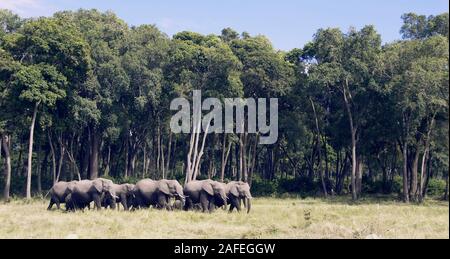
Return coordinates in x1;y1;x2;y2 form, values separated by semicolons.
0;9;448;203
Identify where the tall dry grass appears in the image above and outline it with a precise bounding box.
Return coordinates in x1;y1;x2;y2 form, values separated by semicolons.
0;197;448;239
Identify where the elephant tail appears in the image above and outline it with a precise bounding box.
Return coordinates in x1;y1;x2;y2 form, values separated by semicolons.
44;188;53;199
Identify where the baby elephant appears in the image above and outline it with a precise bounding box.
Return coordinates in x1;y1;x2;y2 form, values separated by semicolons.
102;183;135;211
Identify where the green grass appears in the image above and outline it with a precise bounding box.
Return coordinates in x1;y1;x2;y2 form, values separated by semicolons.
0;197;448;239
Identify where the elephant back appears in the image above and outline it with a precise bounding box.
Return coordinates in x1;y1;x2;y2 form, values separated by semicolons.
135;179;158;197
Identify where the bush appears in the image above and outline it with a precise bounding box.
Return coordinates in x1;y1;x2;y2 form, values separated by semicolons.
251;176;278;196
426;178;447;197
278;177;321;195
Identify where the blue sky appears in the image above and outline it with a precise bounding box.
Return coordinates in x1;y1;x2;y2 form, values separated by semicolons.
0;0;448;50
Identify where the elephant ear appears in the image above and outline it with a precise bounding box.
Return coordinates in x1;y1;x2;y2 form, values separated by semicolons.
93;180;103;193
229;184;240;197
159;181;171;195
202;182;214;196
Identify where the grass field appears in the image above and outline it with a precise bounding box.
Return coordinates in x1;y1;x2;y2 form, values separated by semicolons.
0;197;448;239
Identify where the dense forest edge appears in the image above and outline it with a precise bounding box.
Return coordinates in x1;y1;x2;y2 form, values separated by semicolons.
0;9;448;203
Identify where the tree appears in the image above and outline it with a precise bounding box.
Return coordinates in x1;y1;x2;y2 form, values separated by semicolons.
0;9;23;39
306;26;382;200
3;16;90;197
383;35;449;202
12;64;66;199
401;12;449;40
54;10;128;180
0;47;20;201
167;31;243;183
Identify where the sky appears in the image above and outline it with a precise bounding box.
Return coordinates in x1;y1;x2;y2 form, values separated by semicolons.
0;0;448;50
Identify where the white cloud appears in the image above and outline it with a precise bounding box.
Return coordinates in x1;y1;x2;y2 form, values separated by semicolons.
157;17;204;35
0;0;56;17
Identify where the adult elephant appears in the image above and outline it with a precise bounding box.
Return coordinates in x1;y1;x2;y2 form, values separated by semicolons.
70;178;117;211
102;183;135;211
184;180;228;213
134;179;185;210
47;181;77;211
226;181;253;213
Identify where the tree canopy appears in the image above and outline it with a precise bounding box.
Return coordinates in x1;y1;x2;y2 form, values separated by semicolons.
0;9;448;202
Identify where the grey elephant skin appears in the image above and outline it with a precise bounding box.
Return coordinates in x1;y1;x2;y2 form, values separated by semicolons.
47;181;78;210
225;181;253;213
102;183;135;211
70;178;117;211
134;179;185;210
183;180;228;213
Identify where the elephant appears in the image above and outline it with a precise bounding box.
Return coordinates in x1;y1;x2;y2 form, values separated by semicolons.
47;181;78;211
225;181;253;213
133;179;185;210
183;180;228;213
70;178;118;211
102;183;135;211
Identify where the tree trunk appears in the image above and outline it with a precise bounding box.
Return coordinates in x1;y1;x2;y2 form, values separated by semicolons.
36;142;42;193
419;116;435;202
26;101;40;199
192;123;211;181
142;143;147;178
159;139;166;179
410;145;420;202
356;157;363;196
220;134;232;182
89;127;100;180
402;140;410;203
2;135;12;201
248;136;257;187
156;125;161;175
311;98;328;198
47;131;57;184
342;84;357;201
166;132;172;175
56;135;65;182
104;145;111;177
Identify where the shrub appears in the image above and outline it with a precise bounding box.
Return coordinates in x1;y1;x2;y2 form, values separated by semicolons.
278;177;321;196
426;178;447;197
251;176;278;196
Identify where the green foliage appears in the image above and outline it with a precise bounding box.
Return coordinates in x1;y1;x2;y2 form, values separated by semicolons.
12;64;66;106
0;9;447;203
426;179;447;197
401;12;449;39
251;176;278;196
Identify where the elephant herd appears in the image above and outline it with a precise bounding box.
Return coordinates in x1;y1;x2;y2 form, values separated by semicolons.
47;178;253;214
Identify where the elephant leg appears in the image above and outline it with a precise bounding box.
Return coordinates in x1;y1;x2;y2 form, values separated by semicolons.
47;198;55;211
235;198;242;212
157;194;169;210
55;199;61;210
166;196;172;211
199;192;210;213
208;197;216;213
229;197;240;213
184;198;193;211
229;203;235;213
120;194;129;211
134;194;144;210
93;194;102;210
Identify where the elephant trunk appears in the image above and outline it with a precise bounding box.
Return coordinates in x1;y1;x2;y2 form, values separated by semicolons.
244;197;251;214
